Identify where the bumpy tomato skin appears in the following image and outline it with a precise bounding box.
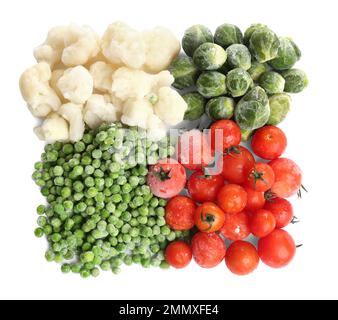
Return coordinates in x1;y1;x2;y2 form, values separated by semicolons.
217;184;247;214
264;197;293;228
165;241;192;269
220;211;251;241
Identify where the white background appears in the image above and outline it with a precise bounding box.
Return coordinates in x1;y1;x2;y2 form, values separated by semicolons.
0;0;337;300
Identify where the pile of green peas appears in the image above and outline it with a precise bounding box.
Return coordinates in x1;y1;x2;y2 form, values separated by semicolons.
32;122;188;278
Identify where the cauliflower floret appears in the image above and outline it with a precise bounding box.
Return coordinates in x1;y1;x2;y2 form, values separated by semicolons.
19;62;61;118
154;87;187;125
50;69;66;102
89;61;115;93
101;22;146;69
121;98;153;129
34;113;69;142
58;103;85;142
146;114;167;141
57;66;93;104
142;27;180;73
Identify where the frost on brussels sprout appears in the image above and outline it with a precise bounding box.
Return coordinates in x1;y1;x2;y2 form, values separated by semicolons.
258;71;285;95
183;92;206;120
196;71;227;98
281;69;308;93
206;96;235;121
182;25;214;57
193;43;227;71
235;86;270;130
249;27;280;63
214;23;243;49
248;61;270;82
226;44;251;70
269;37;301;70
268;93;291;125
226;68;253;97
243;23;267;45
169;56;199;90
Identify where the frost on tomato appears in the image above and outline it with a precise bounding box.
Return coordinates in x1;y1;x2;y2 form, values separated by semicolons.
220;211;251;241
264;197;293;228
165;241;192;269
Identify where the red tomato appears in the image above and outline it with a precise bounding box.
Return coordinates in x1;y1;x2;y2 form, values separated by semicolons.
177;129;213;171
210;120;241;151
264;197;294;228
225;241;259;275
258;229;296;268
220;211;251;241
194;202;225;233
249;209;276;238
245;162;275;192
245;187;266;211
217;184;247;214
251;126;287;160
147;158;186;199
165;241;192;269
269;158;302;198
187;171;224;203
165;196;196;231
221;146;255;184
192;232;226;268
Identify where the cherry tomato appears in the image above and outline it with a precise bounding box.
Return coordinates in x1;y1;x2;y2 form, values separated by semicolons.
165;241;192;269
147;158;186;199
258;229;296;268
264;197;294;228
225;241;259;275
245;162;275;192
210;120;241;151
217;184;247;214
192;232;226;268
245;187;266;211
187;171;224;203
194;202;225;233
220;211;251;241
221;146;255;184
165;196;196;231
249;209;276;238
177;129;213;171
251;126;287;160
269;158;302;198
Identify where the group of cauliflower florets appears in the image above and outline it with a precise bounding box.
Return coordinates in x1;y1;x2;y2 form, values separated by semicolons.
19;22;187;142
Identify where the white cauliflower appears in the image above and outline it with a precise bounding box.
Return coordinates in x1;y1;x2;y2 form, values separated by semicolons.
89;61;115;93
19;62;61;118
146;114;167;141
50;69;66;102
34;113;69;143
57;66;93;104
121;98;153;129
58;103;85;142
154;87;187;125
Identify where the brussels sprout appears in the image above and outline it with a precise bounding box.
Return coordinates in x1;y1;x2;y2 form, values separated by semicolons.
258;71;285;95
249;27;280;63
234;86;270;130
193;43;227;71
214;23;243;49
206;96;235;121
182;25;214;57
243;23;267;45
248;61;270;81
281;69;308;93
196;71;227;98
226;68;253;97
268;93;291;125
169;56;199;90
183;92;206;120
241;129;253;141
226;44;251;70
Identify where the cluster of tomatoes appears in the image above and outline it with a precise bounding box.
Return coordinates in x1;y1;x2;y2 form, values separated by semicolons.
147;120;303;276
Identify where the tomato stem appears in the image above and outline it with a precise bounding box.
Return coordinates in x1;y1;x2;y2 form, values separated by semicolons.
296;244;303;248
264;190;277;202
224;145;241;158
154;166;172;182
291;216;300;224
200;211;215;232
251;169;268;190
297;185;308;199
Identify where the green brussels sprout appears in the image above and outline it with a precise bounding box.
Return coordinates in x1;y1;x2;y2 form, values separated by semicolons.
243;23;267;45
196;71;227;98
258;71;285;95
226;68;253;97
268;93;291;125
182;25;214;57
193;43;227;71
169;56;199;90
234;86;270;130
281;69;308;93
206;96;235;121
248;61;270;81
249;27;280;63
182;92;206;120
269;37;301;71
214;23;243;49
240;129;253;141
226;44;251;70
